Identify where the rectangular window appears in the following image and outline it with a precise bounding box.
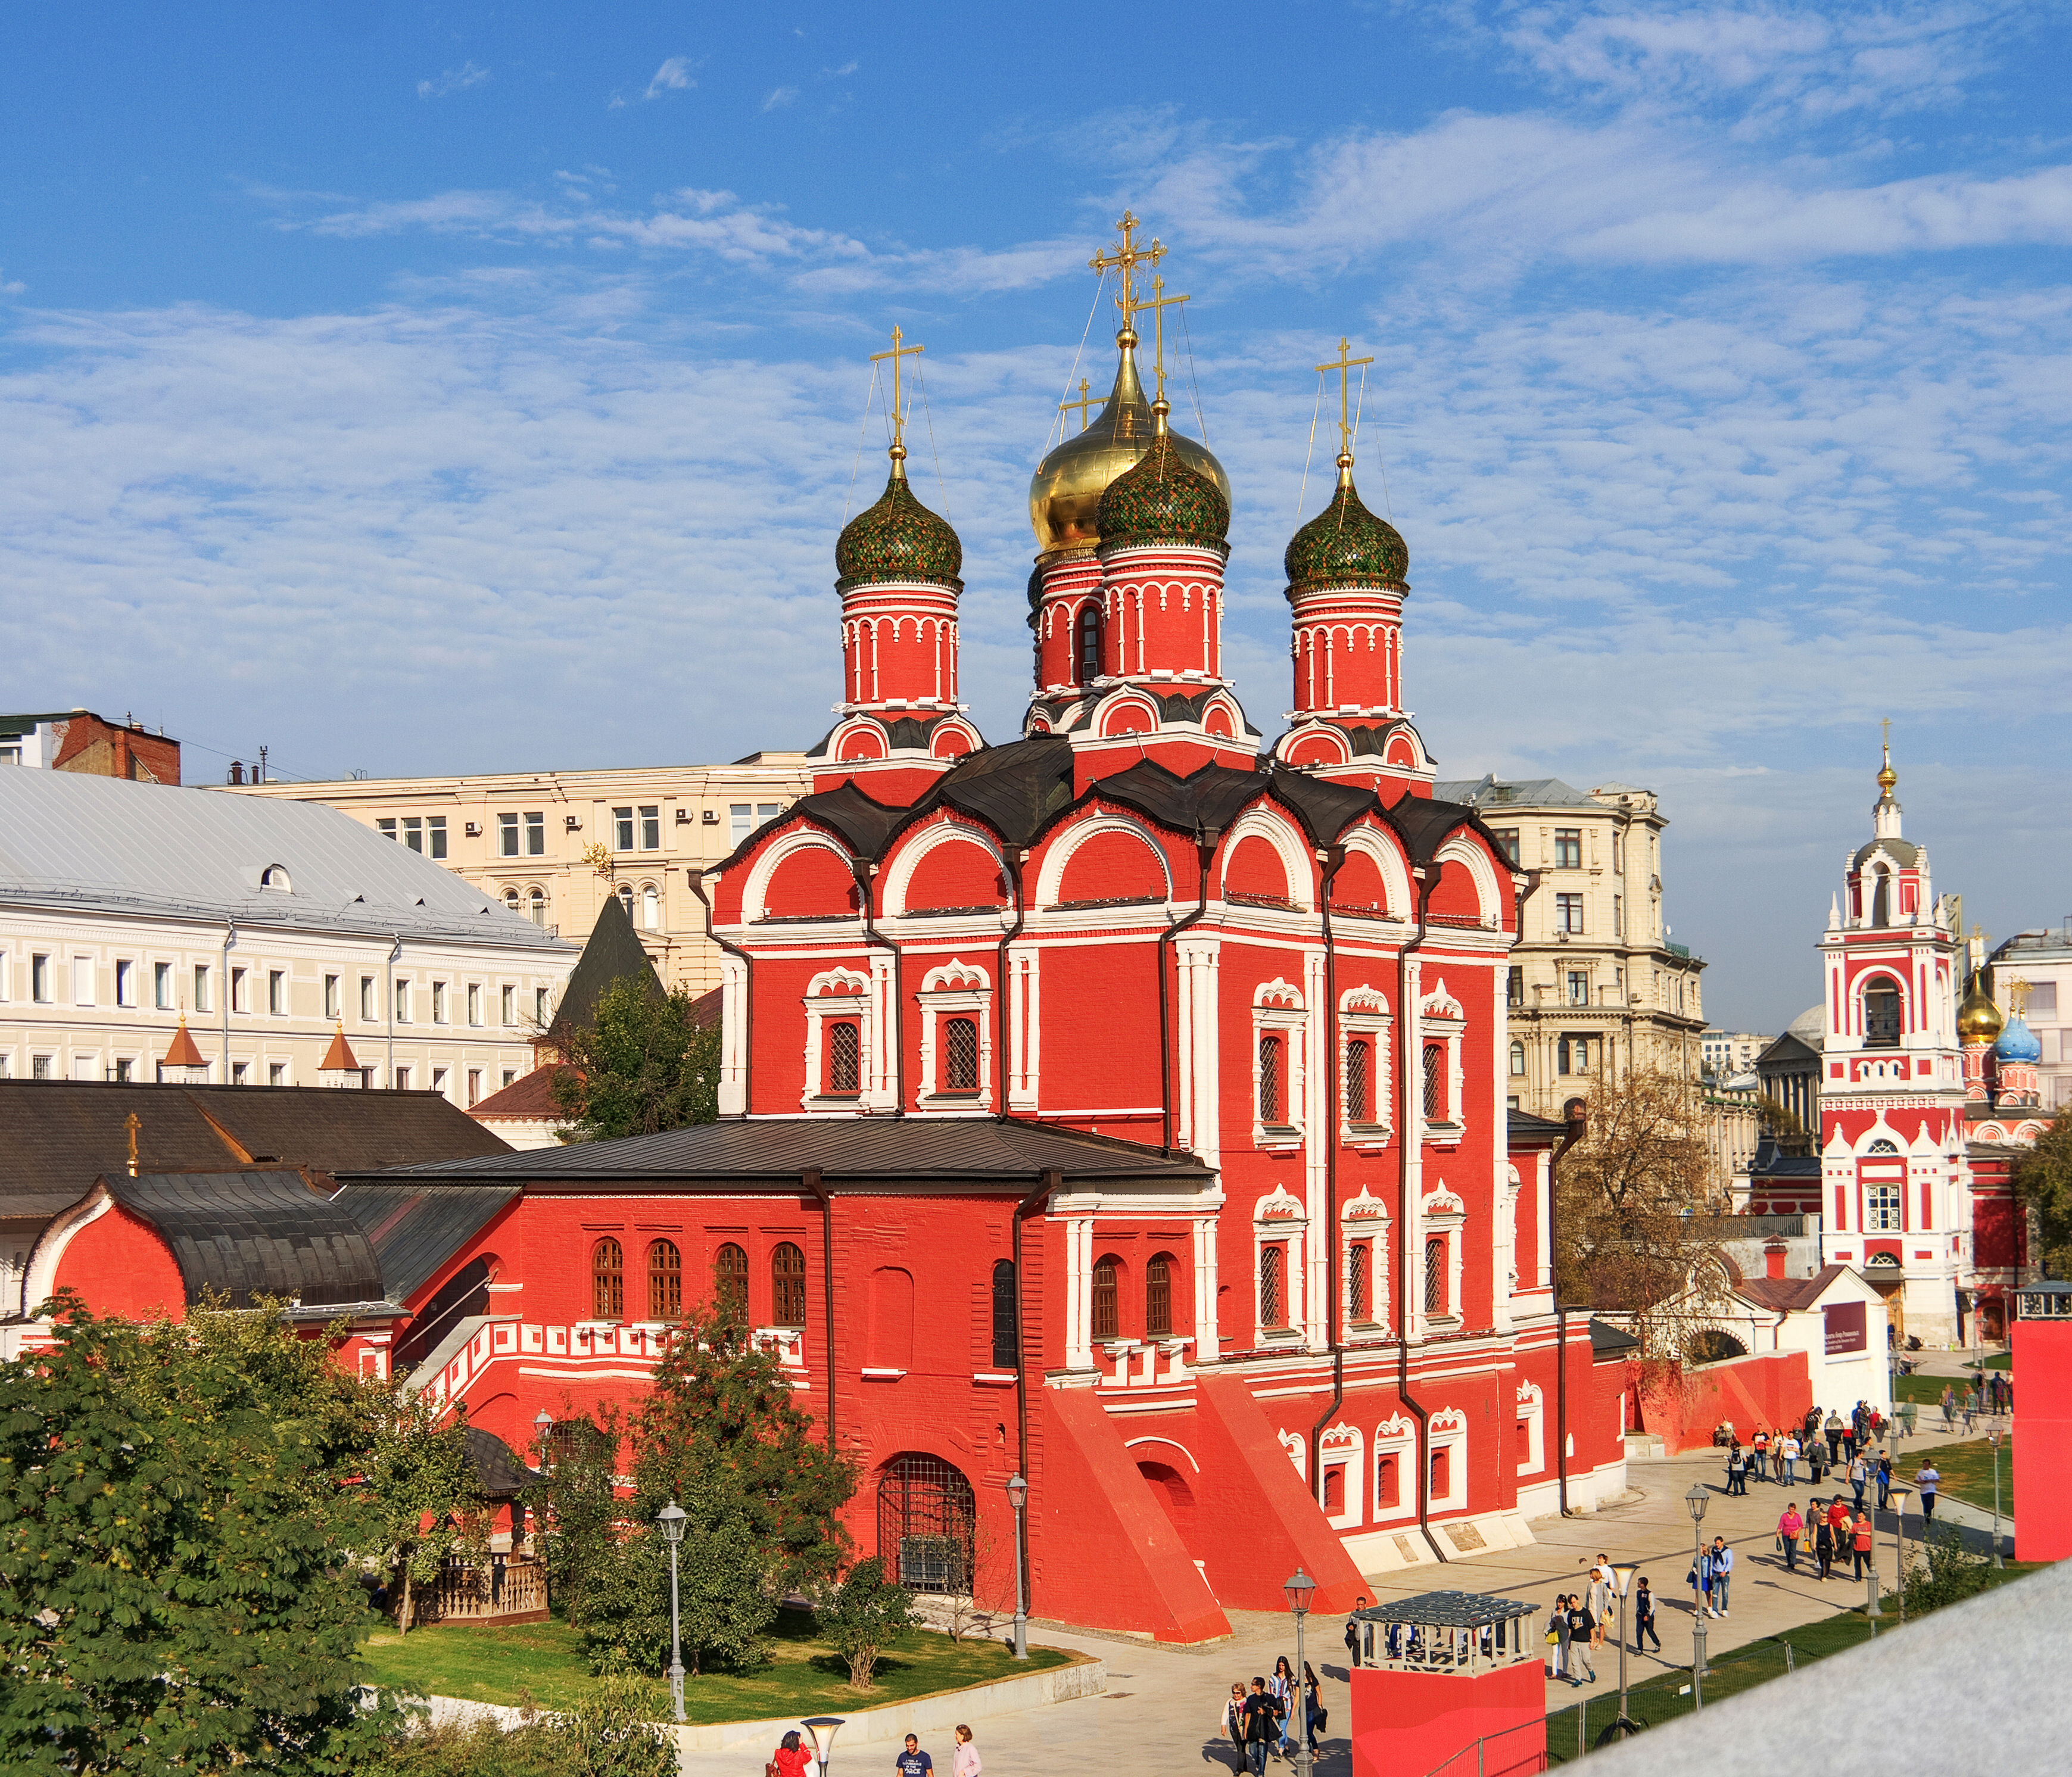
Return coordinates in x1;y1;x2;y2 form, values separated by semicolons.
524;812;545;856
394;1066;410;1090
1424;1236;1445;1314
828;1021;861;1094
73;956;94;1007
230;967;248;1014
394;980;410;1023
1377;1454;1398;1510
1348;1242;1370;1322
232;1061;249;1086
154;961;173;1009
324;974;339;1019
498;813;520;858
32;1053;53;1080
426;815;447;859
1323;1465;1345;1515
613;806;635;850
431;981;448;1024
467;983;482;1026
1556;893;1584;934
360;975;376;1022
2030;981;2058;1018
758;802;780;825
401;816;423;853
1554;828;1582;869
1422;1042;1444;1121
500;984;515;1026
432;1067;448;1100
267;969;286;1015
730;803;751;843
943;1017;980;1092
1568;970;1589;1006
1430;1446;1450;1499
466;1067;482;1106
1259;1245;1286;1330
1258;1034;1285;1125
1509;1040;1526;1076
1613;894;1624;939
1506;965;1523;1008
32;953;51;1003
114;960;134;1007
114;1057;133;1083
194;965;211;1013
1491;827;1520;866
1345;1038;1372;1123
640;805;660;850
1867;1184;1902;1232
535;986;550;1023
268;1062;286;1087
501;1068;517;1088
1613;835;1624;873
377;818;397;841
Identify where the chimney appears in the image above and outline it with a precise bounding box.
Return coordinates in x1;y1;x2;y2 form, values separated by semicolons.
1764;1241;1788;1280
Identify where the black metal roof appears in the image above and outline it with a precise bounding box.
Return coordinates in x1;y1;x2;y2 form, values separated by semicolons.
329;1180;521;1302
1354;1589;1537;1628
1587;1316;1642;1358
1507;1108;1572;1141
104;1170;386;1308
341;1116;1212;1187
465;1426;536;1499
547;891;663;1045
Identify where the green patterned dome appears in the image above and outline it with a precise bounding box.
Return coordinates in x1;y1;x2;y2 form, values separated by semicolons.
1284;468;1407;597
1096;428;1230;552
836;466;963;590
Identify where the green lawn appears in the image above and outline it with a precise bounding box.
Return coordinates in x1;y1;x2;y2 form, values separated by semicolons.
1546;1565;2046;1760
359;1607;1074;1724
1905;1435;2017;1520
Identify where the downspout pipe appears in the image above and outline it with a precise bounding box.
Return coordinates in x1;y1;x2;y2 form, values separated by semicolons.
687;869;753;1118
995;850;1029;1120
1552;1102;1587;1515
854;859;904;1115
1307;844;1348;1491
222;922;238;1084
1159;829;1220;1155
1012;1169;1059;1626
384;933;400;1090
1397;866;1447;1562
800;1167;837;1457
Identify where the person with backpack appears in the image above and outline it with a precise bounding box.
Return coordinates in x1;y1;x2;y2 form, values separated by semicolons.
1777;1502;1804;1574
1727;1444;1747;1495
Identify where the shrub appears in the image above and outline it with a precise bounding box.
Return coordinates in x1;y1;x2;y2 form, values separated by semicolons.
1900;1525;1995;1616
817;1555;920;1689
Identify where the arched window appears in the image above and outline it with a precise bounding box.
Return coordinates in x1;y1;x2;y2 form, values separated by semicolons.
527;888;546;926
1260;1246;1286;1330
714;1242;749;1321
1422;1042;1444;1120
1423;1236;1445;1314
1867;1137;1900;1155
1864;980;1901;1048
1870;868;1890;927
1345;1039;1372;1123
616;883;634;919
591;1238;624;1320
771;1242;806;1327
647;1239;682;1320
1509;1039;1526;1077
1092;1254;1120;1342
1146;1252;1174;1338
641;883;660;930
990;1259;1018;1370
943;1017;980;1092
1078;603;1101;681
1258;1035;1284;1124
503;888;520;914
828;1021;861;1095
877;1452;976;1594
1348;1243;1370;1323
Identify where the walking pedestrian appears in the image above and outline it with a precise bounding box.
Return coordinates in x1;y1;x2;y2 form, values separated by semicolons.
1239;1678;1279;1776
1853;1511;1874;1581
1301;1662;1325;1756
1849;1450;1868;1513
1220;1684;1248;1774
1963;1386;1978;1432
1727;1444;1747;1495
951;1725;980;1777
1940;1383;1955;1433
1781;1432;1801;1485
1691;1544;1713;1617
1778;1502;1804;1574
1589;1557;1612;1653
1566;1595;1597;1682
1270;1657;1297;1762
1710;1537;1733;1616
1752;1425;1769;1479
1915;1463;1941;1523
1633;1577;1661;1653
895;1733;934;1777
1344;1595;1367;1668
1877;1453;1893;1511
1549;1597;1572;1685
1814;1508;1835;1580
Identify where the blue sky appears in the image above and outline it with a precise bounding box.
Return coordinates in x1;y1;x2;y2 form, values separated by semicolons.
2;1;2069;1030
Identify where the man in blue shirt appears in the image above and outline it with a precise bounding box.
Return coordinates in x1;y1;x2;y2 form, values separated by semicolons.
1709;1537;1734;1616
895;1733;933;1776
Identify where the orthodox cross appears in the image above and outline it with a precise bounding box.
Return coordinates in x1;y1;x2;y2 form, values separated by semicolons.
1138;274;1191;404
125;1111;140;1178
870;325;926;457
1058;377;1096;431
1089;211;1164;335
1316;336;1375;460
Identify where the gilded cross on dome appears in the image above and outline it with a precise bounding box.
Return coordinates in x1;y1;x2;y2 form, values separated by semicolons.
869;324;926;476
1138;273;1191;417
1058;376;1095;432
1316;336;1375;476
1089;211;1164;337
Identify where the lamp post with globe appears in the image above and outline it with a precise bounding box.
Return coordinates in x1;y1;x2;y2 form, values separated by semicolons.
1285;1570;1316;1773
1684;1484;1710;1709
656;1501;687;1722
1609;1560;1639;1737
1004;1474;1029;1660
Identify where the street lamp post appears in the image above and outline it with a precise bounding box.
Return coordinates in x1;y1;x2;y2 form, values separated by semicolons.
656;1500;687;1723
1285;1570;1316;1773
1004;1474;1029;1661
1990;1429;2005;1569
1609;1560;1638;1737
1684;1484;1709;1710
802;1716;844;1776
1887;1482;1912;1627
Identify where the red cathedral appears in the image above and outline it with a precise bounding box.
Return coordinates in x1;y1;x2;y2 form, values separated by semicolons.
34;222;1627;1641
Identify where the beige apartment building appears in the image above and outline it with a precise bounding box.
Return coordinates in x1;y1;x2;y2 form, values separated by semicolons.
228;755;812;996
1436;777;1708;1119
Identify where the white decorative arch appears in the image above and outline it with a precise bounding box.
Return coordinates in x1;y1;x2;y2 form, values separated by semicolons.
1373;1412;1417;1522
1420;981;1464;1020
1033;812;1173;908
882;818;1005;917
1434;833;1503;927
1515;1380;1546;1476
1276;1427;1307;1480
1123;1435;1201;1473
1256;977;1306;1011
1317;1419;1365;1527
1220;806;1310;906
743;826;854;924
800;966;875;1112
915;958;993;1108
1341;824;1412;919
1279;721;1353;767
1096;690;1161;738
1427;1407;1469;1511
1420;1184;1467;1332
1252;1187;1307;1347
1339;983;1394;1140
920;958;990;994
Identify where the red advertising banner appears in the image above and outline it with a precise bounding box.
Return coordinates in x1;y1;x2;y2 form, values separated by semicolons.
1825;1299;1867;1355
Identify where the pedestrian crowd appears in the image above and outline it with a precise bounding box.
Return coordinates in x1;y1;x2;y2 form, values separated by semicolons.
771;1723;981;1777
1219;1656;1325;1773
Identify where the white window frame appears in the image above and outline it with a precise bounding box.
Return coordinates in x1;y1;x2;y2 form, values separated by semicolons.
431;980;448;1025
1420;1184;1467;1335
1251;979;1307;1146
1516;1381;1546;1476
394;978;411;1024
640;805;660;850
154;961;173;1010
1251;1187;1307;1347
500;983;515;1026
324;974;340;1020
72;956;96;1008
1418;981;1466;1136
1338;985;1393;1141
1427;1407;1469;1513
916;959;993;1109
498;812;520;858
466;982;482;1027
1341;1191;1391;1337
1372;1412;1417;1523
1318;1421;1364;1529
640;882;660;930
114;959;134;1008
194;964;211;1014
268;969;286;1016
801;967;880;1112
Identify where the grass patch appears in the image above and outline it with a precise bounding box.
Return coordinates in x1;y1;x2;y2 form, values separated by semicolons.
1546;1564;2047;1759
1905;1435;2016;1519
360;1607;1074;1725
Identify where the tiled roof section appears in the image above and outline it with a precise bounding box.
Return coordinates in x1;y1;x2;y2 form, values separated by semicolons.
0;768;575;949
1096;431;1231;553
344;1116;1212;1186
107;1170;385;1308
465;1426;536;1498
937;738;1077;848
547;892;660;1045
1736;1264;1849;1313
329;1180;521;1302
834;471;963;590
1431;775;1594;810
0;1081;511;1216
468;1064;572;1120
780;780;905;861
1284;474;1407;596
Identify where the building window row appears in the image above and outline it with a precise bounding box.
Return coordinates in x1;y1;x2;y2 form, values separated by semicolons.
1090;1251;1180;1343
376;815;448;859
593;1237;809;1326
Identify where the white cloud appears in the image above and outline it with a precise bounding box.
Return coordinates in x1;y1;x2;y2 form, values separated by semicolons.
644;57;694;100
416;60;491;99
823;61;859;76
762;86;799;113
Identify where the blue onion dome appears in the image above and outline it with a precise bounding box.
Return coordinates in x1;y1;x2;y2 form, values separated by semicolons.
1956;975;2003;1045
836;458;962;590
1285;456;1407;598
1096;417;1230;551
1995;1011;2042;1064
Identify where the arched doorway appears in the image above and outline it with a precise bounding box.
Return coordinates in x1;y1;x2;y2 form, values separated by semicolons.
1684;1328;1748;1364
1136;1460;1197;1544
876;1452;976;1594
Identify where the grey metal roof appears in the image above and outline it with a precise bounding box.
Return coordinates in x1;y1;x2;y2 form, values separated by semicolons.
1432;775;1596;810
0;769;577;950
330;1180;521;1302
103;1170;387;1308
342;1116;1213;1186
1354;1590;1537;1628
465;1426;536;1498
1587;1315;1641;1357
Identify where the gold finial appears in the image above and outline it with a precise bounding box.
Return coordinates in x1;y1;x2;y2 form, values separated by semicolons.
2008;975;2031;1018
124;1111;140;1178
869;323;927;481
1138;272;1191;435
1316;336;1375;486
1089;211;1165;343
1877;718;1897;793
1058;376;1096;432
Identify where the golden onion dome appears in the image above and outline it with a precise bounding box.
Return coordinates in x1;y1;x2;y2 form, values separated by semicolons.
1956;974;2004;1045
1028;331;1229;560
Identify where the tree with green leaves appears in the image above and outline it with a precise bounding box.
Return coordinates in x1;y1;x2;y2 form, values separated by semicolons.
2012;1108;2072;1279
360;1385;487;1633
815;1556;919;1689
372;1675;674;1777
0;1296;400;1773
551;977;721;1142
